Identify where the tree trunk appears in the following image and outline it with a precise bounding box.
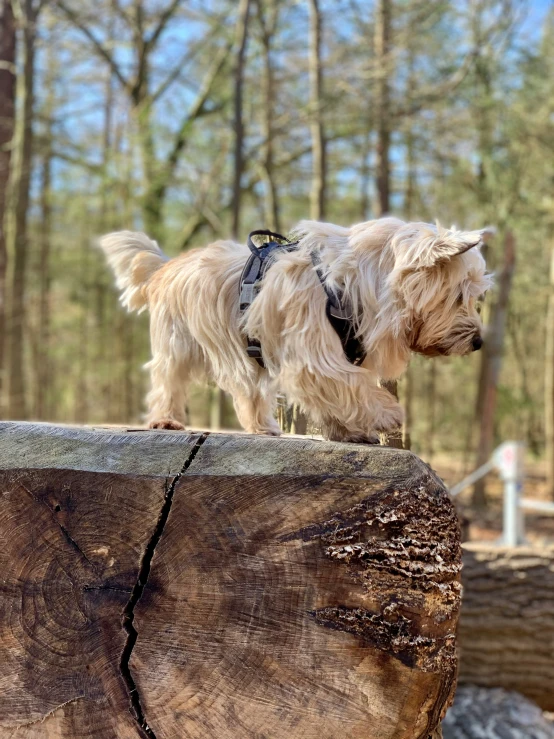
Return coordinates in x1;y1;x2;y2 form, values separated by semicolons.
35;133;52;419
0;0;16;418
401;56;417;451
402;366;413;450
458;544;554;712
137;104;163;239
231;0;251;240
374;0;392;217
220;0;251;432
209;385;226;429
380;379;403;449
7;0;39;420
359;122;372;221
545;245;554;497
74;221;90;424
95;40;117;423
472;232;516;507
426;361;437;462
404;37;417;222
290;403;308;435
290;0;326;436
374;0;400;447
308;0;326;221
256;0;280;232
0;421;461;738
34;37;56;420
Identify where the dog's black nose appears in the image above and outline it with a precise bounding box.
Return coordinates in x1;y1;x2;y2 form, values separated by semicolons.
472;335;483;351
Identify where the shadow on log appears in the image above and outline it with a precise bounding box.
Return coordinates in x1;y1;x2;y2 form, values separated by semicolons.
0;422;461;739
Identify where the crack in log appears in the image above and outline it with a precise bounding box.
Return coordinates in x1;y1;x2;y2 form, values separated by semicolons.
119;433;209;739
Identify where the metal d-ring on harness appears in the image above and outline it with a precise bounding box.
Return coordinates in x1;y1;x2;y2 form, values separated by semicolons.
239;229;366;369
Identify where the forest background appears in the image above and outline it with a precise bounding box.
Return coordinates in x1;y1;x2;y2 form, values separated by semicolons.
1;0;554;503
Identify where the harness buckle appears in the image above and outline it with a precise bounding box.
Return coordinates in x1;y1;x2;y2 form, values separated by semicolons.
239;282;258;307
246;344;263;359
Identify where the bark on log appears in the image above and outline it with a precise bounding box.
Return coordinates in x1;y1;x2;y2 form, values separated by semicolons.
459;544;554;711
0;422;462;739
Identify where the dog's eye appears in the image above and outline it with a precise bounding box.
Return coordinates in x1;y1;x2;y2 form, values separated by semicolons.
457;293;464;305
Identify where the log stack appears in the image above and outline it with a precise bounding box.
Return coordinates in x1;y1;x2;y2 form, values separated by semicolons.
0;422;462;739
459;544;554;711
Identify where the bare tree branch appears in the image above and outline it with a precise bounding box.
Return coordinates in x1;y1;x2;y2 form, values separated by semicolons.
50;149;104;173
54;0;129;92
165;39;232;174
394;50;478;118
146;0;181;50
150;19;225;104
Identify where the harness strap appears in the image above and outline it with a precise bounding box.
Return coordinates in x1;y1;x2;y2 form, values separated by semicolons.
310;252;366;366
240;231;299;368
239;230;366;369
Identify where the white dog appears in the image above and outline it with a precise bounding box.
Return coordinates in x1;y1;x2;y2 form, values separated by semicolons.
100;218;492;442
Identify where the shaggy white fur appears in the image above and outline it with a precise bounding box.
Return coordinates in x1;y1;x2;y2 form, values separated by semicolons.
100;218;493;441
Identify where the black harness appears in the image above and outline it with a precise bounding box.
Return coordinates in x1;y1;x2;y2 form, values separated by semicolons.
239;229;366;369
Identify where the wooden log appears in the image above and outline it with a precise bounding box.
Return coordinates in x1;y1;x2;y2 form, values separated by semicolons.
459;544;554;711
0;422;462;739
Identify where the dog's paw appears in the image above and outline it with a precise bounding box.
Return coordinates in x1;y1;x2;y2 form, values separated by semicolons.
344;435;380;445
252;425;282;437
374;403;404;433
322;421;379;445
149;418;186;431
326;432;381;445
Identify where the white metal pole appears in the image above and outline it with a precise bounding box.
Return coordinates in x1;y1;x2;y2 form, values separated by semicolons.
503;478;519;547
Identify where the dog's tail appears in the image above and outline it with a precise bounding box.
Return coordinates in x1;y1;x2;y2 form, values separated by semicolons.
99;231;168;312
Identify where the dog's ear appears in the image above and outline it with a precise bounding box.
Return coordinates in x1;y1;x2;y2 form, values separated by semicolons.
422;225;495;266
392;222;495;271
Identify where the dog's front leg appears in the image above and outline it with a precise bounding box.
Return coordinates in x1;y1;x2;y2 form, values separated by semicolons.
286;368;403;444
232;390;281;436
321;386;403;443
145;355;189;431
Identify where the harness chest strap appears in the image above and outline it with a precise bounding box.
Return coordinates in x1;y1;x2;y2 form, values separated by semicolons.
239;230;366;369
310;251;366;367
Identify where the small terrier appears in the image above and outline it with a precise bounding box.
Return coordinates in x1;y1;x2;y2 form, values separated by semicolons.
100;218;492;442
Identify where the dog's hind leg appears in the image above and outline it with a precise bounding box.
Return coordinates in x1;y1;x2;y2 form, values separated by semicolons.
232;390;281;436
145;354;190;430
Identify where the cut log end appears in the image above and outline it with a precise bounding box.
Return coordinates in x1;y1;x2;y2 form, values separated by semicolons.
0;422;461;739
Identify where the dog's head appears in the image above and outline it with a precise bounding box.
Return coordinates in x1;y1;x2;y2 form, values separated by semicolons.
388;222;494;357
